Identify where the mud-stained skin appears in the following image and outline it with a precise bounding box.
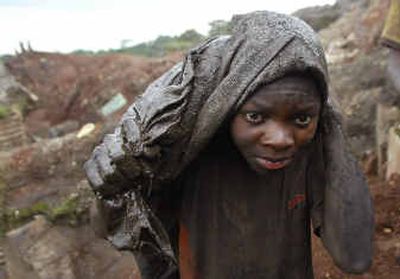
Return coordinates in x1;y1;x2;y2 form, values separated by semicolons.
230;75;321;174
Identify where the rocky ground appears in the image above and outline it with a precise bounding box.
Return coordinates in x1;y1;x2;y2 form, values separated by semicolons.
0;50;182;278
0;0;399;278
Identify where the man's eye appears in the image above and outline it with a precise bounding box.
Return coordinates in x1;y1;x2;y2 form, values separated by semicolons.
294;115;312;127
244;112;264;124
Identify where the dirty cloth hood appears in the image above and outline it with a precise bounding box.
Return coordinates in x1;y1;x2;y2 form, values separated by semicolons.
121;10;329;182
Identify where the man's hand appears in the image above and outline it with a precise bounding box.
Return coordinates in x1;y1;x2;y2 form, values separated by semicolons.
84;132;141;198
84;134;124;197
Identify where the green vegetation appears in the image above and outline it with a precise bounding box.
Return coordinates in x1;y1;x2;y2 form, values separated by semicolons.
13;98;30;117
50;194;80;220
3;191;93;231
0;105;11;119
71;49;95;55
0;55;13;62
114;29;206;57
0;99;33;120
208;20;232;37
5;202;50;228
395;125;400;138
72;19;233;58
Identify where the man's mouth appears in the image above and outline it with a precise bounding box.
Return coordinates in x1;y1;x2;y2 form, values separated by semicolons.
255;156;293;170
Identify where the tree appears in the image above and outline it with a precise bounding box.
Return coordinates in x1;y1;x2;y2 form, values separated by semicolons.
179;29;205;42
208;20;232;37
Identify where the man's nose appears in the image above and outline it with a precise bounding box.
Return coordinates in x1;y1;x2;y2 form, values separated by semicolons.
260;122;295;151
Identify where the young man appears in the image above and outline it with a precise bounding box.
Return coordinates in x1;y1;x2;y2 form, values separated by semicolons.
85;11;374;279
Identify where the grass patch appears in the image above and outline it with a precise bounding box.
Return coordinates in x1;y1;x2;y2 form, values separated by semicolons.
0;105;11;119
5;202;49;228
395;126;400;138
50;193;80;220
4;192;92;231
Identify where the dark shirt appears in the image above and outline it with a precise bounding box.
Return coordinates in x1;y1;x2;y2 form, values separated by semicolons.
179;136;320;279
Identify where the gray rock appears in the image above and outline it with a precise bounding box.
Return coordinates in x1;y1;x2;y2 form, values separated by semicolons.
328;49;387;157
337;0;370;12
48;120;80;138
4;215;141;279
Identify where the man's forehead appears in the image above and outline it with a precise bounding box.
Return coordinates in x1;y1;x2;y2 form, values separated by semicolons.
263;74;318;93
248;74;320;102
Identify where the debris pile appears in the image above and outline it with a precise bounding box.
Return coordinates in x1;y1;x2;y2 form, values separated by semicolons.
5;51;181;138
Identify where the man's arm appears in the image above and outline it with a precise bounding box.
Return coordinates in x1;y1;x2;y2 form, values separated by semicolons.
83;63;188;279
84;62;185;198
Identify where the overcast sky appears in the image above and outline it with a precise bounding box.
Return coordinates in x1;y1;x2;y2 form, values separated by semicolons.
0;0;336;55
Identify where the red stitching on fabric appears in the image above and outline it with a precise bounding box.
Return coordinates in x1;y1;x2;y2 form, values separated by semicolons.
288;194;306;210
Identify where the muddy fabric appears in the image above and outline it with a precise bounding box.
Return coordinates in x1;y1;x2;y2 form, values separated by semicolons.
84;11;374;279
382;0;400;50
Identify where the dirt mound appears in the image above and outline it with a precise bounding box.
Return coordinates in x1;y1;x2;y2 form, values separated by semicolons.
5;51;182;136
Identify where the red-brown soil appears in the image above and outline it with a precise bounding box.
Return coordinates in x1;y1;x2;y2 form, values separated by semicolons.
5;51;182;136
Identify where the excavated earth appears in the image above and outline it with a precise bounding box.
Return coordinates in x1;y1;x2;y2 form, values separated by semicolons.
0;0;400;277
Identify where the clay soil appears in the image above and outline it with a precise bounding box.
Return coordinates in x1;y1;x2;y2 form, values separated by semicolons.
5;51;182;135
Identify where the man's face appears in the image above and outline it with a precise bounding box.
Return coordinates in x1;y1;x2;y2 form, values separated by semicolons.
230;76;321;174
